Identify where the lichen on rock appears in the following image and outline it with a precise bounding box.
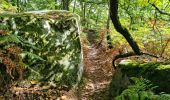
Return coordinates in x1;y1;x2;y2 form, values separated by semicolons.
0;10;83;89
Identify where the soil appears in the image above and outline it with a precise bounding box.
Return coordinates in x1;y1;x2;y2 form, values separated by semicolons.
79;42;115;100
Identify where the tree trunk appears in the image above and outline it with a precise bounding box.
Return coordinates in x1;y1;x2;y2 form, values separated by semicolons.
81;2;86;26
54;0;58;9
8;0;15;6
83;3;86;20
16;0;20;12
73;0;76;12
86;4;92;27
109;0;141;55
62;0;70;10
106;0;113;49
95;11;99;25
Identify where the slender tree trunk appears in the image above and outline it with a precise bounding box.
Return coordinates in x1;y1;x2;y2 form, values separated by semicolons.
16;0;20;12
109;0;141;55
73;0;77;12
54;0;58;9
81;2;86;26
62;0;70;10
83;3;86;19
9;0;15;6
106;0;113;49
95;11;99;25
86;4;92;27
106;14;113;49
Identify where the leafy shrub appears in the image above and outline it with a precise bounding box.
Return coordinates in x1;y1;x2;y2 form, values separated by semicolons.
115;77;170;100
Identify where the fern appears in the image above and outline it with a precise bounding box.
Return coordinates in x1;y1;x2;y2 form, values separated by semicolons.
20;51;45;61
115;77;170;100
0;34;21;44
157;94;170;100
17;36;40;50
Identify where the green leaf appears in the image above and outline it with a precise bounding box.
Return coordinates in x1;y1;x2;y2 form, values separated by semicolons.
0;34;21;44
20;51;45;61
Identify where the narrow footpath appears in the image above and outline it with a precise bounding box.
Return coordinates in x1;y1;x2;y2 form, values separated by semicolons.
80;43;115;100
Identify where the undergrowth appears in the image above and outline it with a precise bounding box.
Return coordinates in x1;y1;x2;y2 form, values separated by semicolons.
0;30;24;80
119;60;170;93
108;60;170;100
115;77;170;100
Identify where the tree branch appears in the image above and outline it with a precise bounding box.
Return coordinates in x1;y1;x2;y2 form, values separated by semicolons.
112;52;159;68
151;3;170;16
109;0;169;69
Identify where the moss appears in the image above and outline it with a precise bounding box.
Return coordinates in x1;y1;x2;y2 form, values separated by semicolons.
0;10;82;89
118;60;170;93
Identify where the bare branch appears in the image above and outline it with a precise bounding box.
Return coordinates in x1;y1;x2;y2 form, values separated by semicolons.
112;52;159;68
151;3;170;16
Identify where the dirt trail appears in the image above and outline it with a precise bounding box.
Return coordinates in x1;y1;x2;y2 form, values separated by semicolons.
80;44;115;100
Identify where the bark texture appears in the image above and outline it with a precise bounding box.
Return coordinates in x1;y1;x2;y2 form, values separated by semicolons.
109;0;141;55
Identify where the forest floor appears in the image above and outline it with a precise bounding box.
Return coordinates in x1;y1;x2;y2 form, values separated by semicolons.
0;41;116;100
79;42;116;100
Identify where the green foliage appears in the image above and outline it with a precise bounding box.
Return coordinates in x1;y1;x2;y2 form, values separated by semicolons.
115;77;170;100
128;77;156;91
119;60;170;93
0;34;21;44
115;78;154;100
3;0;170;52
0;0;17;12
110;0;170;57
109;69;130;98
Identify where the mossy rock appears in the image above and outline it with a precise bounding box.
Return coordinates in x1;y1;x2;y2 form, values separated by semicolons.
0;10;83;88
118;60;170;93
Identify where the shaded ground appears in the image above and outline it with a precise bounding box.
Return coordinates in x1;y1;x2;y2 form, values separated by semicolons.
80;42;115;100
0;37;115;100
